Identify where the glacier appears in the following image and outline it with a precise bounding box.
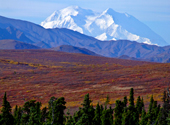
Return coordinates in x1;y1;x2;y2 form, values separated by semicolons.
41;6;168;46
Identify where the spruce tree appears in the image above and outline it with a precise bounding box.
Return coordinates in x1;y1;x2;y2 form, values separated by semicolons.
101;106;113;125
105;94;110;106
166;111;170;125
100;105;104;115
65;109;74;125
152;101;159;122
21;100;37;124
76;94;94;125
121;88;139;125
139;108;148;125
113;100;124;125
13;105;22;125
123;96;127;107
27;106;41;125
54;97;66;125
129;88;134;108
136;96;143;116
121;108;128;125
0;114;2;125
93;103;101;125
0;92;14;125
148;95;154;115
155;91;170;125
47;97;66;125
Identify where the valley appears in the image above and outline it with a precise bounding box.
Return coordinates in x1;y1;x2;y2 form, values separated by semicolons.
0;49;169;110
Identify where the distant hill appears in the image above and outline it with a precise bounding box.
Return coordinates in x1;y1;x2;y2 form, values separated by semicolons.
34;41;51;49
0;15;170;62
51;45;99;56
118;55;140;61
0;26;34;44
0;39;40;49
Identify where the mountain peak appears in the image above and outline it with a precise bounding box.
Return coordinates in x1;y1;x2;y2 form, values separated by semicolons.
40;6;168;46
104;8;115;13
67;5;80;10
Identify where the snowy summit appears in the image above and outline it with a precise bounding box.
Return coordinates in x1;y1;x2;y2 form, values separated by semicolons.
41;6;167;46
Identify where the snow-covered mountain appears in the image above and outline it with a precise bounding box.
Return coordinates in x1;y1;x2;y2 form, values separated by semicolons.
1;15;170;62
41;6;167;46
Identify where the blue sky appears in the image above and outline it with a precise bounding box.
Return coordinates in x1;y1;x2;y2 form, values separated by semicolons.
0;0;170;43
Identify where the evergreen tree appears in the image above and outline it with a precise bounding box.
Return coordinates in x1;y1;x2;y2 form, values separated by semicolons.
152;101;159;122
65;109;74;125
113;100;124;125
0;114;2;125
105;94;110;106
123;96;127;107
136;96;143;116
0;92;14;125
141;97;144;109
166;111;170;125
121;88;139;125
147;95;154;124
93;103;101;125
148;95;154;114
101;106;113;125
65;116;74;125
121;108;127;125
100;105;104;115
146;119;151;125
121;108;139;125
27;106;41;125
155;91;170;125
72;109;83;124
139;108;148;125
76;93;94;125
21;100;37;124
47;97;66;125
13;105;22;125
20;100;42;125
129;88;134;108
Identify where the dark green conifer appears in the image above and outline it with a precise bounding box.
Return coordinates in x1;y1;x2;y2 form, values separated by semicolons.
14;105;22;125
53;97;66;125
123;96;127;107
121;88;139;125
21;100;37;124
139;108;148;125
93;103;101;125
76;94;94;125
129;88;134;107
136;96;143;117
101;106;113;125
148;95;154;114
113;100;124;125
105;94;110;106
155;91;170;125
0;92;14;125
27;106;41;125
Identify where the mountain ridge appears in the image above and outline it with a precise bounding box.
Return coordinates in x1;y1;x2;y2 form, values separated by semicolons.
0;15;170;62
50;45;99;56
41;6;167;46
0;39;40;49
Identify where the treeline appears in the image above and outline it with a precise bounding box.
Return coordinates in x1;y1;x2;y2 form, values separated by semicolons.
0;88;170;125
